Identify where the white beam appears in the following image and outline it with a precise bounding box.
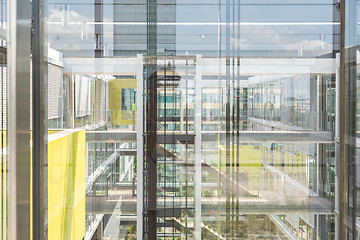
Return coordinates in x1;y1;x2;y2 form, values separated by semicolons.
194;55;202;240
63;57;336;75
136;54;144;240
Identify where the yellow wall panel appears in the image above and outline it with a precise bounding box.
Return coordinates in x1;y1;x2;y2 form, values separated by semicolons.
108;78;137;125
47;130;85;240
2;130;85;240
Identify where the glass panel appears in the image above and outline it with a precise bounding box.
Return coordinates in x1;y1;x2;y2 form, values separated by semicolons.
0;0;6;238
36;0;341;239
344;0;360;238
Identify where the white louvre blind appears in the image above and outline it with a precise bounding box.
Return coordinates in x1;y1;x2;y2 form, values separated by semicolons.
75;75;92;117
30;62;63;127
48;63;62;119
1;66;6;130
95;79;105;122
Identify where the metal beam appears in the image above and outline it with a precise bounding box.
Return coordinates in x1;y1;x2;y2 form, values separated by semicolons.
142;0;158;237
86;196;334;215
86;130;334;143
62;57;336;76
31;0;48;238
194;54;202;240
86;130;137;142
136;54;144;240
144;59;158;240
202;130;334;143
337;1;349;239
8;0;31;238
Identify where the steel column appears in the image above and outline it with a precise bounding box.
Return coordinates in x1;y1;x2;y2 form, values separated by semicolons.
337;1;347;239
8;0;31;238
144;0;157;238
194;55;202;240
32;0;48;238
136;55;144;240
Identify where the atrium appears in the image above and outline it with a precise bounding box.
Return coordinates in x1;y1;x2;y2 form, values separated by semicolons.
2;0;360;240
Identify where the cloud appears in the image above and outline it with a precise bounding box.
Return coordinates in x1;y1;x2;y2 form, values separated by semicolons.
230;25;332;53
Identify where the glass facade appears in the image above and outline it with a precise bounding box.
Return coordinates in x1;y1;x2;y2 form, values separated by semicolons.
3;0;360;240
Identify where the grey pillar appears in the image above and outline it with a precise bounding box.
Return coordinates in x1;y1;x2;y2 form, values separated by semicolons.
32;0;48;239
337;1;349;238
8;0;31;238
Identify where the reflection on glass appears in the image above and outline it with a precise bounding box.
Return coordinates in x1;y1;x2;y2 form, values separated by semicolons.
6;0;359;239
0;0;6;238
42;1;340;239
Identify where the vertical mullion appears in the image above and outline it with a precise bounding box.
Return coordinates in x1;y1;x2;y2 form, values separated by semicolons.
136;54;143;240
194;55;202;240
231;1;235;237
8;0;31;238
337;1;346;239
236;0;241;237
225;0;231;236
31;0;48;239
